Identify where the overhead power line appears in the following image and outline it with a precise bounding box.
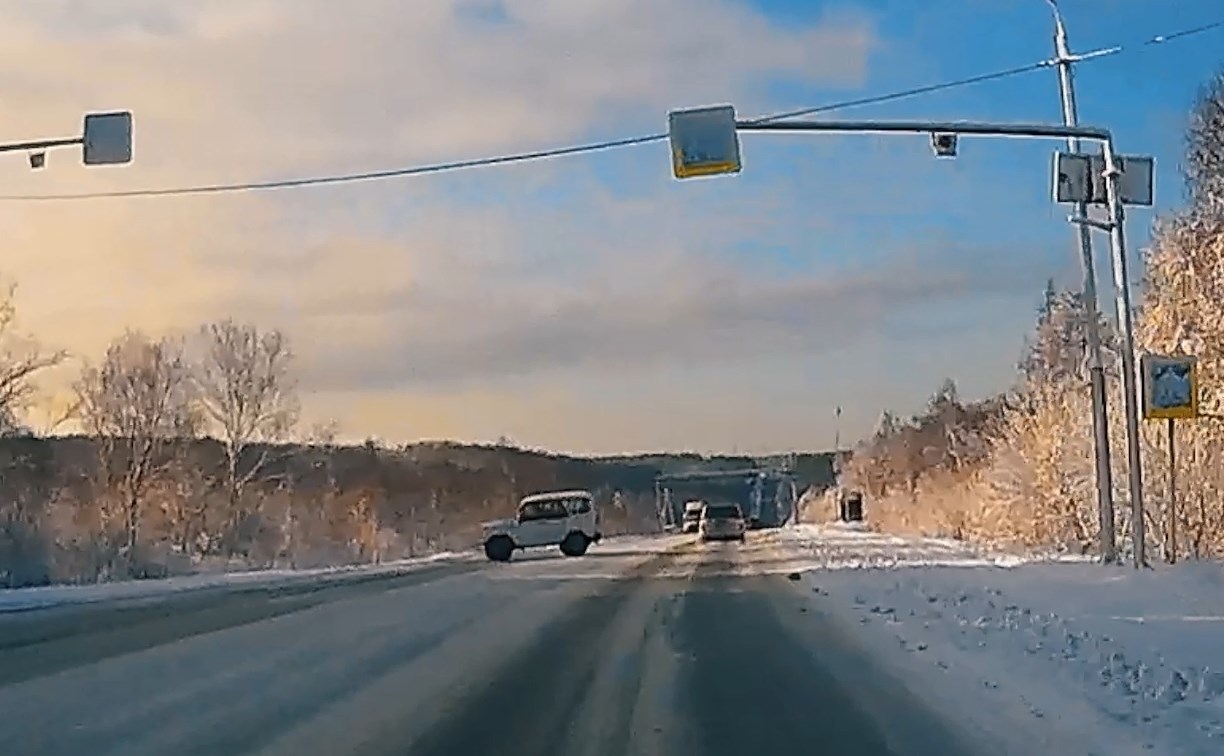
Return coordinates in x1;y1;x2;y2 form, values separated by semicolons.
2;16;1220;203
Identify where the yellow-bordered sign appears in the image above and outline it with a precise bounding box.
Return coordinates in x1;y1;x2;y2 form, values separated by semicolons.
668;105;742;180
1141;353;1199;420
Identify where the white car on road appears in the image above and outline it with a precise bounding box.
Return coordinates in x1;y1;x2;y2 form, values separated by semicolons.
699;502;747;542
482;489;602;562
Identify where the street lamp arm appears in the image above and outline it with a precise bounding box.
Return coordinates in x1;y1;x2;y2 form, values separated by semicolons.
0;136;83;154
735;118;1111;143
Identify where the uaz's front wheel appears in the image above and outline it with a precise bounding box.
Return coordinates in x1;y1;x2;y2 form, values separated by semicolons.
484;535;514;562
559;531;590;557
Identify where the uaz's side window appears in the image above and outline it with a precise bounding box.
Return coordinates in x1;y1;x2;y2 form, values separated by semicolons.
520;500;568;521
572;497;592;514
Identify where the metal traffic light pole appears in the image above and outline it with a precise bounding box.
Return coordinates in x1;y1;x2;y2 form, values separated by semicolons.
667;106;1150;566
1044;0;1117;563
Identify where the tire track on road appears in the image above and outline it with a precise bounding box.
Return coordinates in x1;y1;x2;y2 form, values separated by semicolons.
395;547;687;756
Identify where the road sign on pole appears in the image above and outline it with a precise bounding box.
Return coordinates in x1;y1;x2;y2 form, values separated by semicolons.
1052;152;1154;206
668;105;741;180
83;111;133;166
1141;354;1199;420
1141;353;1197;566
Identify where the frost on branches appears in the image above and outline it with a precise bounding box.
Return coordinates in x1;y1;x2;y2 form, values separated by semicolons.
0;283;65;437
847;67;1224;557
977;280;1119;552
1132;70;1224;560
842;282;1109;550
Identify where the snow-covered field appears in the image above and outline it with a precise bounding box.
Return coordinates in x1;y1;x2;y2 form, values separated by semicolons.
775;524;1224;756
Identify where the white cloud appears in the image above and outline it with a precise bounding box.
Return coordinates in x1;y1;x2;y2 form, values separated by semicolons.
292;224;1045;392
0;0;876;181
0;0;1048;452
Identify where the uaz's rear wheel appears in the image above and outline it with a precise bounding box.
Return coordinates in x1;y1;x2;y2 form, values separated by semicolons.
484;535;514;562
559;531;590;557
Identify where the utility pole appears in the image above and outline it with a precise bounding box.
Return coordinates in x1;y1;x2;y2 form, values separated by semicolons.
1045;0;1117;563
833;405;842;482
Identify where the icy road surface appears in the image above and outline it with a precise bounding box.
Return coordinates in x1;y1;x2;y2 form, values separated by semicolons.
3;527;1219;755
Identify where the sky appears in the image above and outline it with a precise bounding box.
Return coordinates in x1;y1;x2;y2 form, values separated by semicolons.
0;0;1219;455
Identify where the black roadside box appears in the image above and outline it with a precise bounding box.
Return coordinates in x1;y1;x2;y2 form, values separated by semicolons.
839;490;864;522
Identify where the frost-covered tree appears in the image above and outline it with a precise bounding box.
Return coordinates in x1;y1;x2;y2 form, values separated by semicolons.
76;331;198;565
1020;281;1117;388
194;319;298;550
1185;69;1224;212
981;64;1224;558
0;283;65;436
926;378;960;416
984;375;1098;551
873;409;901;439
1128;67;1224;559
846;272;1123;546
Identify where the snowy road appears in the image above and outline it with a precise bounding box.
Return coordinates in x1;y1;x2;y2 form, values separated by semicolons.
7;526;1220;754
0;532;985;756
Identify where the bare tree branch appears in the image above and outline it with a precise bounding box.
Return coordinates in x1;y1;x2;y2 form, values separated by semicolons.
193;320;299;542
1187;70;1224;211
76;330;198;565
0;282;67;435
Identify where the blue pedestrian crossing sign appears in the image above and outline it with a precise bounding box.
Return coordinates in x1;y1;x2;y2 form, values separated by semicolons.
1141;354;1199;420
668;105;742;180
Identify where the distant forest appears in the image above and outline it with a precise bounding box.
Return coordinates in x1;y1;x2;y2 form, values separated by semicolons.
1;432;837;587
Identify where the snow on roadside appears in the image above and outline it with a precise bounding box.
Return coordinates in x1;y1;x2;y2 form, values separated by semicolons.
777;522;1093;568
775;525;1224;755
0;533;675;612
0;549;478;613
0;550;627;756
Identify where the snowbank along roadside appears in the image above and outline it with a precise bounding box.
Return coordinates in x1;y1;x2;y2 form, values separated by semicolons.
772;524;1224;755
0;533;686;612
0;550;478;613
